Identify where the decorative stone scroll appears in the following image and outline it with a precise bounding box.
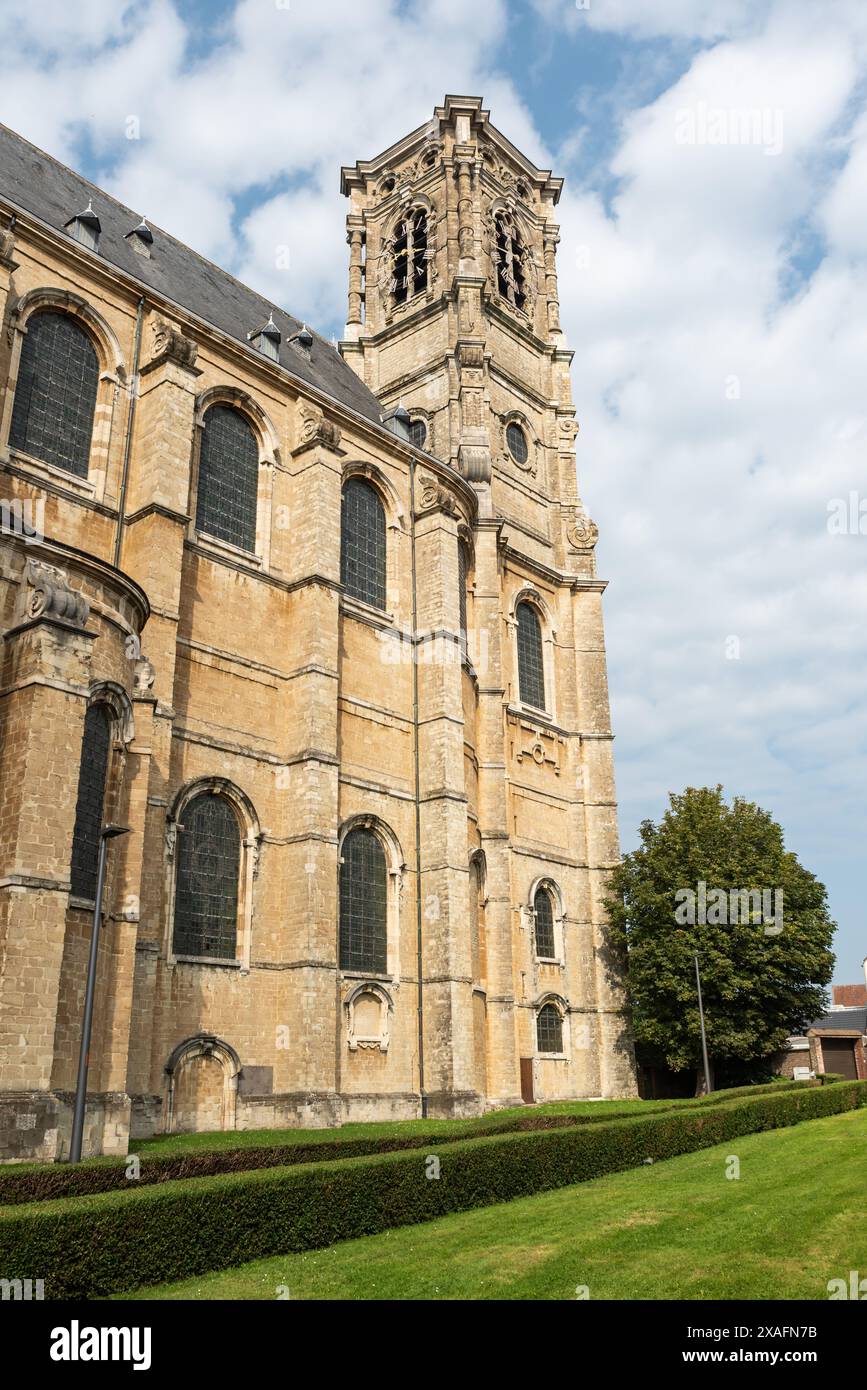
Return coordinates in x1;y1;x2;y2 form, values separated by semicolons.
147;317;199;372
416;473;457;517
296;400;342;452
566;511;599;551
23;559;90;626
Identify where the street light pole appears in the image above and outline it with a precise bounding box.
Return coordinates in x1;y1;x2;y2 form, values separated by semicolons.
69;824;130;1163
694;950;713;1095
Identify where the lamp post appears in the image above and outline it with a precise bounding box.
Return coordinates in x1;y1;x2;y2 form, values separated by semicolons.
69;823;130;1163
694;950;713;1096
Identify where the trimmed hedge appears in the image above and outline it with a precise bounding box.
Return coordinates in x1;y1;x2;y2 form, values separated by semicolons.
1;1078;863;1299
0;1079;809;1206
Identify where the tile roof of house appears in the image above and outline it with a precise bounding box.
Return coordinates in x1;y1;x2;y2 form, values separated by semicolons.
0;122;384;427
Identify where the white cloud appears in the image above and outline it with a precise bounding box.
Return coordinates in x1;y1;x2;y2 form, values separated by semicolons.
0;0;864;972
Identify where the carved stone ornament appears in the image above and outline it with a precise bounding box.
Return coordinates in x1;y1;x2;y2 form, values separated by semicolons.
509;714;564;775
24;559;90;626
417;473;456;516
133;656;156;693
148;317;198;370
566;512;599;550
0;227;17;268
296;400;342;451
408;139;443;180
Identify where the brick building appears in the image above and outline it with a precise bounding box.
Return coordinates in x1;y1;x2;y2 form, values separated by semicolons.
0;96;636;1162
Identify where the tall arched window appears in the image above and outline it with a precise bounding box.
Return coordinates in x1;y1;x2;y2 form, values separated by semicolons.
339;827;387;973
196;405;259;553
70;703;112;899
392;209;428;305
534;888;556;959
341;477;387;609
458;539;470;661
494;213;527;311
516;601;546;710
9;311;99;477
537;1003;563;1054
173;794;241;959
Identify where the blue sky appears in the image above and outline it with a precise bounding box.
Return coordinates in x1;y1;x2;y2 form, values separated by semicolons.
1;0;864;984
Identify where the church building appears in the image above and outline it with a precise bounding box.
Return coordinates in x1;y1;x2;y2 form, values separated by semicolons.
0;96;636;1161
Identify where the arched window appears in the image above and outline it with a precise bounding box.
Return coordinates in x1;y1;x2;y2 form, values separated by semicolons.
9;311;99;477
392;209;428;305
494;214;527;311
458;539;469;660
196;405;259;553
173;794;241;959
408;418;427;449
516;601;546;710
70;703;112;899
537;1003;563;1054
341;477;387;609
534;888;556;959
339;827;387;973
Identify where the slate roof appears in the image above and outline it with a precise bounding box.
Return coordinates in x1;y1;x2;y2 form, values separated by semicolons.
0;123;385;427
809;1007;867;1033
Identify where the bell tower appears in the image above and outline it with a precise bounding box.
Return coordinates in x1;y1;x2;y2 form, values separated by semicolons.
340;97;636;1108
340;95;592;561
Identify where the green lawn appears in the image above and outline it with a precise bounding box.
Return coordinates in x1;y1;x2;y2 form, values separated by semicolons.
124;1106;867;1301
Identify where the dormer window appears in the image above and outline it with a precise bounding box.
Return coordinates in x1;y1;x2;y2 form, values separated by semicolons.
391;209;428;306
124;219;153;258
248;313;281;362
65;201;100;253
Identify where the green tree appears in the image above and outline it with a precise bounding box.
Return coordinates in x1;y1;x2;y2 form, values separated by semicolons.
606;786;835;1083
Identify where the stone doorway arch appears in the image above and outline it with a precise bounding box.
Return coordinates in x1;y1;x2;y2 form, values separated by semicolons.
164;1034;241;1134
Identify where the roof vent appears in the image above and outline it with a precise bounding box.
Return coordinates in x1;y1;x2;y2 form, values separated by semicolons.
125;218;153;257
64;200;101;253
287;323;314;357
248;312;281;362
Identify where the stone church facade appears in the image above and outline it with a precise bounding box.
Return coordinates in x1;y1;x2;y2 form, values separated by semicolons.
0;95;635;1162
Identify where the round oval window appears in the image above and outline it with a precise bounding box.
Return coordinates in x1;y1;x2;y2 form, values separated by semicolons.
506;422;528;465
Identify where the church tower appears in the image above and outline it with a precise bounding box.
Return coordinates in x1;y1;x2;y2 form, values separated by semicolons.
341;97;636;1106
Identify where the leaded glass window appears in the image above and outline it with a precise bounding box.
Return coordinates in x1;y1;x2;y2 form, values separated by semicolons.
458;539;469;661
339;827;387;973
408;418;427;448
537;1003;563;1054
506;422;528;465
70;703;112;899
196;405;259;553
173;794;240;959
9;311;99;478
341;478;386;609
516;601;545;709
534;888;556;959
